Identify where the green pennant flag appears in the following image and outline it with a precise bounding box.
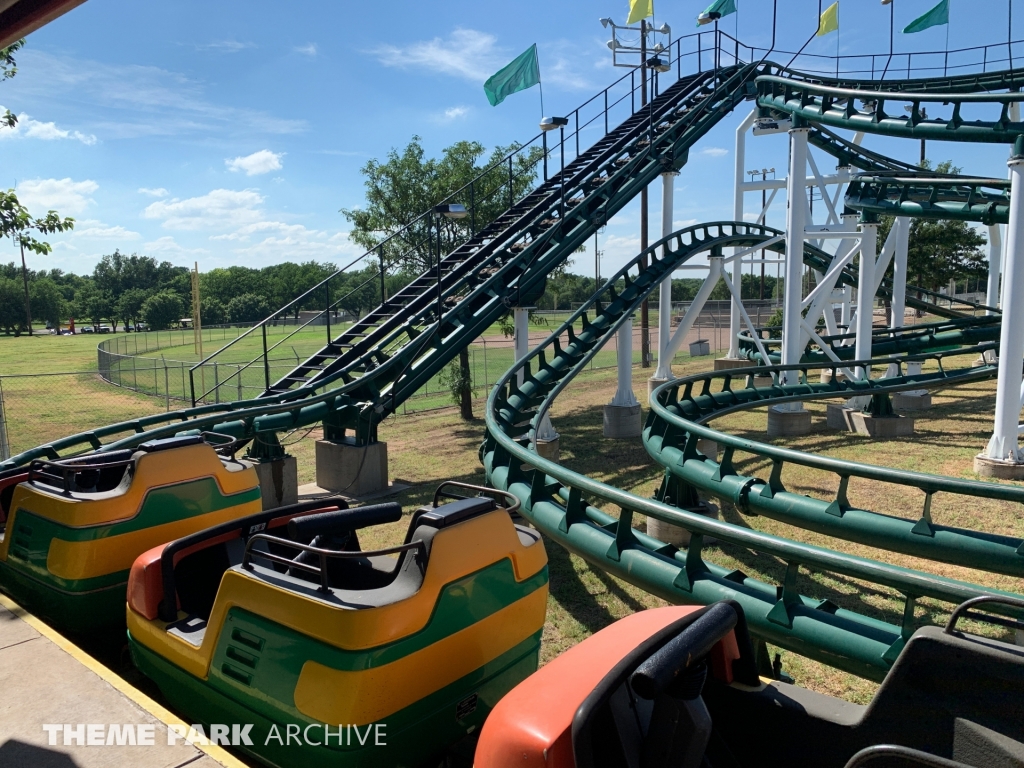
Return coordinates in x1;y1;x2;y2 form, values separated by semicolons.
696;0;737;27
484;44;541;107
903;0;948;33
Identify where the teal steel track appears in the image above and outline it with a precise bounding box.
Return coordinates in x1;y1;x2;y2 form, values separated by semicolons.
5;45;1024;681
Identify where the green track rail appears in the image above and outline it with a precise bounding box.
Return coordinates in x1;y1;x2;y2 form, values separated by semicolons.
5;53;1024;684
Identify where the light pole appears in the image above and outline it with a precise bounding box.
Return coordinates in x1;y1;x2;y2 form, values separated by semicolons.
18;238;32;336
602;17;671;369
432;204;469;327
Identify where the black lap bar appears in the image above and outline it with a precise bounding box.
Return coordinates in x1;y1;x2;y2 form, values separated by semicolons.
630;603;738;700
287;502;403;540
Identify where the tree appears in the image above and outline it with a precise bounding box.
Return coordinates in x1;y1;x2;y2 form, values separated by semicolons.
142;290;183;331
0;40;75;335
226;293;271;324
30;278;64;329
0;277;23;335
877;160;987;317
200;296;227;326
341;137;544;420
115;287;149;329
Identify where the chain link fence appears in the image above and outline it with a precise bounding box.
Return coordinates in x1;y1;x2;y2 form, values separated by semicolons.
2;300;786;460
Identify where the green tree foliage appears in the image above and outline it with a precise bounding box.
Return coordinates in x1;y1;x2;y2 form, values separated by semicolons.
200;296;227;326
142;291;184;331
877;161;988;298
30;278;65;329
341;136;544;275
115;287;149;329
226;293;271;324
341;136;543;419
0;276;24;335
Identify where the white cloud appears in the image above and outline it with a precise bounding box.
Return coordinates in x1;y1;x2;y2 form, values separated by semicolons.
699;147;729;157
17;178;98;215
225;149;284;176
443;106;469;120
197;40;255;53
143;236;209;255
138;187;168;197
295;43;317;56
73;222;141;240
370;29;501;82
229;225;363;261
15;50;307;139
0;108;96;144
143;188;265;230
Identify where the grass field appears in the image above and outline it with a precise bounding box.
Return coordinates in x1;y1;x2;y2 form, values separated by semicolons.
1;327;1017;711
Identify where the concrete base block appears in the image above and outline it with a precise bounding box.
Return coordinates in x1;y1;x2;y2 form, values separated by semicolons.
648;377;669;401
253;455;298;510
647;501;719;548
974;454;1024;480
826;404;914;437
766;405;812;437
536;437;560;463
892;390;932;410
714;357;751;371
697;438;719;460
604;403;643;439
820;369;849;384
316;439;388;497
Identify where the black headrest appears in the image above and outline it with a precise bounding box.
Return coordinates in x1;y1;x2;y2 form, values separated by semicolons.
137;435;204;453
287;502;402;540
411;497;497;532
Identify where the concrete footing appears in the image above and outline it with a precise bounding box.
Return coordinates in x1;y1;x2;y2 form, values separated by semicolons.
826;404;914;437
604;403;643;439
974;454;1024;480
648;377;669;401
252;455;298;510
647;501;719;548
697;438;719;460
315;439;389;497
536;437;560;463
820;369;849;384
766;405;812;437
892;390;932;410
714;357;751;371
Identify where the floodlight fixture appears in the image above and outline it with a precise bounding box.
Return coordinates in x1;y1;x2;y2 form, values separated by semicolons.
607;39;619;50
646;56;670;73
880;0;892;5
433;203;468;219
657;23;671;36
599;17;613;28
697;11;721;26
539;116;569;131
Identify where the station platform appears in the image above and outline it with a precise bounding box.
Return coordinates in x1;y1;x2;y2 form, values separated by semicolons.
0;594;246;768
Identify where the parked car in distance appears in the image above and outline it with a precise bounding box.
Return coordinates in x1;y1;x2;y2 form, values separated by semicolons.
81;326;95;334
98;325;112;334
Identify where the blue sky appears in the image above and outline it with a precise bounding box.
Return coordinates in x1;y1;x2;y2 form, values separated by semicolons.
2;0;1019;278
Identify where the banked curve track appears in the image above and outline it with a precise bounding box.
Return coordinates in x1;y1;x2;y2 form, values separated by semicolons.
481;220;1023;683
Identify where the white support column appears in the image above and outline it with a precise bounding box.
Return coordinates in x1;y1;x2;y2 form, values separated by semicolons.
781;125;810;386
769;122;813;436
987;224;1002;314
727;110;758;362
653;171;679;387
979;154;1024;475
605;312;642;438
515;306;559;453
890;217;910;332
855;218;878;380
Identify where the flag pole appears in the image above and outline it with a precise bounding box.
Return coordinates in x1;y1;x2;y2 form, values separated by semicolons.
536;46;545;116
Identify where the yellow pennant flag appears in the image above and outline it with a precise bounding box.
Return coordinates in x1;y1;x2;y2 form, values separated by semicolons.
627;0;653;25
817;2;839;36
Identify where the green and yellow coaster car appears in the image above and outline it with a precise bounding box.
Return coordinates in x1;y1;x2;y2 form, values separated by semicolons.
127;482;548;768
0;434;261;634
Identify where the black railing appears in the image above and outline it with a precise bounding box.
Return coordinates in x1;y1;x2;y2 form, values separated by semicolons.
190;26;1024;406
